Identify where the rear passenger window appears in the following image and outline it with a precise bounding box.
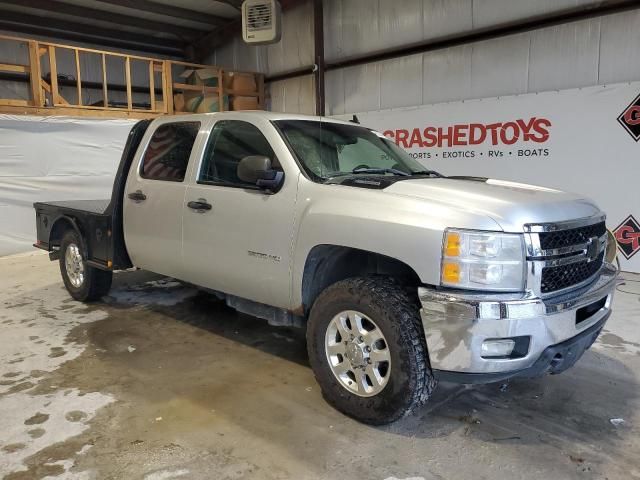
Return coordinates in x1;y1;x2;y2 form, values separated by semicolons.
141;122;200;182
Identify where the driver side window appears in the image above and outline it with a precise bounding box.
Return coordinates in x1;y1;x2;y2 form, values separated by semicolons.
199;120;279;187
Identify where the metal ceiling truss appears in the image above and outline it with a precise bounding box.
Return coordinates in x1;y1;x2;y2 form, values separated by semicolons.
0;10;185;56
0;0;240;57
0;0;202;39
92;0;228;26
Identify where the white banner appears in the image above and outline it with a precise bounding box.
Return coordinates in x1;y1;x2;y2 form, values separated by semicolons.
344;82;640;273
0;115;136;257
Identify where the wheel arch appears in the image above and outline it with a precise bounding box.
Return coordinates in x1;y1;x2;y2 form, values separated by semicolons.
49;215;85;252
300;244;421;316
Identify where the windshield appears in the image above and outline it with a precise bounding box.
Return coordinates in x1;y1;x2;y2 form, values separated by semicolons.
274;120;427;182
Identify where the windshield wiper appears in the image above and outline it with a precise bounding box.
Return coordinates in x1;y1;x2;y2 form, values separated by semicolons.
410;169;446;178
351;167;410;176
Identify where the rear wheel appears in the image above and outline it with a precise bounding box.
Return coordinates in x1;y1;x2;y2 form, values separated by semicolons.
59;230;112;302
306;276;436;425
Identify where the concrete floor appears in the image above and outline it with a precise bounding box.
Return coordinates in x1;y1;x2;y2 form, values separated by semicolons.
1;252;639;480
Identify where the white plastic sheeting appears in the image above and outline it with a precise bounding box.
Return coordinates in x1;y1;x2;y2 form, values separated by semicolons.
0;115;135;256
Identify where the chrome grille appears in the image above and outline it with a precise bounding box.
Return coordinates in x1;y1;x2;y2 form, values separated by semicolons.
541;252;604;293
525;215;606;297
538;221;606;250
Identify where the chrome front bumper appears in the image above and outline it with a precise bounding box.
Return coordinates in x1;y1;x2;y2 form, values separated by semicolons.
419;263;618;383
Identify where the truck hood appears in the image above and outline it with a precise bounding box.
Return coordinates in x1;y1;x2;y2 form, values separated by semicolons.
383;177;602;232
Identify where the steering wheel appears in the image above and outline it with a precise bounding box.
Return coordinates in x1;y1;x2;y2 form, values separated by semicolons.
353;164;370;170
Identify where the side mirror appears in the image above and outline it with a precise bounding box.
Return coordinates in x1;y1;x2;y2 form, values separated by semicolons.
237;155;284;191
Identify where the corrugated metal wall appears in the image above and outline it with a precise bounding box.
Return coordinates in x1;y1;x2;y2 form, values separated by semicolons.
324;0;640;114
205;0;640;115
203;0;315;114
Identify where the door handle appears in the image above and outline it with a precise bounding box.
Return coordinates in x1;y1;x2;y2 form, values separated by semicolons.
187;199;212;212
127;190;147;202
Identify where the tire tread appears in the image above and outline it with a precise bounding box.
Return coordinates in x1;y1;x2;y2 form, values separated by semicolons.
59;230;112;302
307;275;437;424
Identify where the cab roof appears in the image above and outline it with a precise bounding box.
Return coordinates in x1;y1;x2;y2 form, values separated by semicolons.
159;110;358;126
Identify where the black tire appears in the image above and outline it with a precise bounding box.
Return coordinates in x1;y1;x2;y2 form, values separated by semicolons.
306;276;437;425
59;230;112;302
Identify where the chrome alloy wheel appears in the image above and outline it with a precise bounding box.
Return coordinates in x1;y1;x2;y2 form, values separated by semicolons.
325;310;391;397
64;243;85;288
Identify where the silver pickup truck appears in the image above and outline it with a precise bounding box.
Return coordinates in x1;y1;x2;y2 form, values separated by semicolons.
33;111;618;424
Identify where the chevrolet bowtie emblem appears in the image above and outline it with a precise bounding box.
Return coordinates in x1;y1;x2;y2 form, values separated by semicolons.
586;237;600;262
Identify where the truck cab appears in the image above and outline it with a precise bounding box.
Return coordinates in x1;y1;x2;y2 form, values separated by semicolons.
34;111;618;425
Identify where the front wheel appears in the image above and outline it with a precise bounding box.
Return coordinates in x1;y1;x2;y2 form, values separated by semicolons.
306;277;436;425
59;230;112;302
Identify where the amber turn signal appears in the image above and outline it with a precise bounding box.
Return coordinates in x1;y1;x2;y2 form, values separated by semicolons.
442;262;460;283
445;231;461;257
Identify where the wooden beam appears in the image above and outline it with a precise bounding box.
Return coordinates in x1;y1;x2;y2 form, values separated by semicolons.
125;57;132;110
74;49;82;106
40;79;73;106
161;63;167;114
48;45;59;105
92;0;228;26
163;61;174;114
0;104;162;119
0;99;30;106
0;33;166;62
0;0;203;38
0;63;28;73
148;61;155;111
101;54;108;108
173;83;218;93
27;40;42;106
0;11;185;56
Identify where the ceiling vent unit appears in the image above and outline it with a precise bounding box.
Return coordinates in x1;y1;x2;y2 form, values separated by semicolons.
242;0;282;45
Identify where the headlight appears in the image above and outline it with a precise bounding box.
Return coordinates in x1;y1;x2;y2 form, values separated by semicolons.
441;229;525;292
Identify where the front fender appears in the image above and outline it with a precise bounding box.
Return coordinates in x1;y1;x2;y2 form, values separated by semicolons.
290;181;501;307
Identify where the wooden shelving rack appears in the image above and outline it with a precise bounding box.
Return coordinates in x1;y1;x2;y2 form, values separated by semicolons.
0;34;265;119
